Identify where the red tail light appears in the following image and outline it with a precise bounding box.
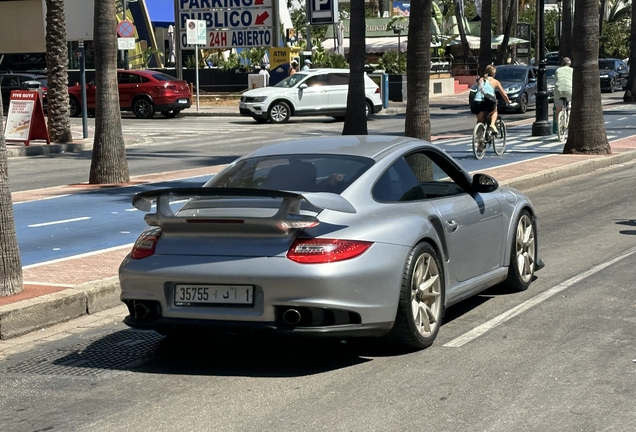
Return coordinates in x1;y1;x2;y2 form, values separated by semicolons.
375;87;380;93
154;85;177;91
287;238;373;264
131;231;161;259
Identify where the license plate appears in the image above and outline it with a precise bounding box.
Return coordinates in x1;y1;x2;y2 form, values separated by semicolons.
174;284;254;306
178;98;188;104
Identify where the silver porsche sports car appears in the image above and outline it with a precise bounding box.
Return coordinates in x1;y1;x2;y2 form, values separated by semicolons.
119;135;542;350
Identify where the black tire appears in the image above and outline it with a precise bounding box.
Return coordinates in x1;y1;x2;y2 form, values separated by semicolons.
132;97;155;119
69;96;81;117
472;122;487;159
608;79;615;93
493;119;507;155
253;117;268;123
557;110;568;142
517;93;528;113
504;210;537;292
161;109;181;118
389;242;445;351
268;101;291;123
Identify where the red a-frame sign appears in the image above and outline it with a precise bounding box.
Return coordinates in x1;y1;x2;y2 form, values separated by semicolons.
4;90;50;146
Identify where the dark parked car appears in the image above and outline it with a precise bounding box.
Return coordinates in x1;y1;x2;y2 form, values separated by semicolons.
68;70;192;119
0;72;48;111
545;65;558;102
598;58;629;92
469;65;537;113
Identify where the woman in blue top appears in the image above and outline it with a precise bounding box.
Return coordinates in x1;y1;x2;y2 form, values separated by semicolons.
471;64;510;135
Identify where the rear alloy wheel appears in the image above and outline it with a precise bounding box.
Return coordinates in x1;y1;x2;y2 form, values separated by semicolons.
365;100;373;119
69;97;81;117
516;93;528;113
268;101;291;123
390;242;445;350
133;98;155;119
161;109;181;118
504;210;537;292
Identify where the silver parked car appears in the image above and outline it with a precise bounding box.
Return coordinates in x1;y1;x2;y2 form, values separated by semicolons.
119;136;542;350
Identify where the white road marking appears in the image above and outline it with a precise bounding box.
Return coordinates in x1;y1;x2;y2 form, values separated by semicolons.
23;244;135;269
27;217;91;227
444;244;636;348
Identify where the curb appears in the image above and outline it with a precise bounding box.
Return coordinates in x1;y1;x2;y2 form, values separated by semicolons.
0;277;121;340
6;136;152;158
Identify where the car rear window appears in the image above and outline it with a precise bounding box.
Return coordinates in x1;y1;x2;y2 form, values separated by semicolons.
206;155;374;194
151;72;180;82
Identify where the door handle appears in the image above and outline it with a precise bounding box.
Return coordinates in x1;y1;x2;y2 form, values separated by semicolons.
445;219;458;233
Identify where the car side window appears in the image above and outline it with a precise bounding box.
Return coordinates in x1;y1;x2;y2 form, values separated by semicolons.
118;73;138;84
305;75;327;87
326;73;349;86
373;152;467;203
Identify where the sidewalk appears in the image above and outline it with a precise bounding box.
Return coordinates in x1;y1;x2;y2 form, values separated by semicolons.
2;95;636;340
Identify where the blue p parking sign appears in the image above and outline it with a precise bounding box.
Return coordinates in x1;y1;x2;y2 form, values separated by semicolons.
309;0;338;25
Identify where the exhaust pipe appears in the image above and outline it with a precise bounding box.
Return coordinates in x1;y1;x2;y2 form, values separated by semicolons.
134;301;152;320
282;308;302;326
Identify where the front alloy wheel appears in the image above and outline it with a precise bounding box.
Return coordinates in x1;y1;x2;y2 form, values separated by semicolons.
268;101;291;123
390;243;445;350
517;93;528;113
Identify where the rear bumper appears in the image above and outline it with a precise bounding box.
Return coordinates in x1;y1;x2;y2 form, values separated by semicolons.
154;97;191;112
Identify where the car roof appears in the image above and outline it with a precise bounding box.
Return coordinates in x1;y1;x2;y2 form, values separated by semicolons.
244;135;434;161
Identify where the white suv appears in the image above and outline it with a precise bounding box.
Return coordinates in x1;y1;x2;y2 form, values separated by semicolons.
239;68;383;123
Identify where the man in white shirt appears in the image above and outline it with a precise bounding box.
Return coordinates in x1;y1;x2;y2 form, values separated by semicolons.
302;59;312;71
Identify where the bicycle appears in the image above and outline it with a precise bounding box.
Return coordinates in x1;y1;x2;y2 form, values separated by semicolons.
472;114;507;159
556;98;570;143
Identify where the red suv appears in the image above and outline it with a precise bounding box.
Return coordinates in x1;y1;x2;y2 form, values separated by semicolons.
68;70;192;119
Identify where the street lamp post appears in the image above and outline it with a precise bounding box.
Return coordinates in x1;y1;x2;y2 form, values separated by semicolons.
394;28;402;68
122;0;138;70
532;0;552;136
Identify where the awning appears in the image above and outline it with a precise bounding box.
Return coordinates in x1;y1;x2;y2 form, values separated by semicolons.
322;37;441;54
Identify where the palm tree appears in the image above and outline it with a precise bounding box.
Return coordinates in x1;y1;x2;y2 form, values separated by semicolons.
342;0;368;135
89;0;130;184
563;0;611;154
623;0;636;102
45;0;73;143
495;0;519;65
0;97;23;297
478;0;493;74
405;0;432;140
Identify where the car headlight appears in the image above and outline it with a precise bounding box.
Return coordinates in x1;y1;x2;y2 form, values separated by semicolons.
252;96;268;102
506;85;522;93
600;74;609;78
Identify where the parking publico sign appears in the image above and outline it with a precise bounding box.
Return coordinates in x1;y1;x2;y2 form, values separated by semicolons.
309;0;338;25
179;0;274;50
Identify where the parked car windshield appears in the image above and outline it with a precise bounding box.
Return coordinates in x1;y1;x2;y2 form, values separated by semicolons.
274;73;309;88
494;68;527;81
206;154;374;194
599;60;615;70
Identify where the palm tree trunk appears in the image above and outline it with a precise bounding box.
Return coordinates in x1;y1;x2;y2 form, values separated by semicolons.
454;3;472;62
342;0;368;135
563;0;611;154
496;0;518;65
0;96;23;297
405;0;432;140
623;0;636;102
45;0;73;144
560;0;573;60
89;0;130;184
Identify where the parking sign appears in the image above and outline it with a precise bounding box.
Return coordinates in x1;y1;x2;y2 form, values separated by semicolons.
309;0;338;25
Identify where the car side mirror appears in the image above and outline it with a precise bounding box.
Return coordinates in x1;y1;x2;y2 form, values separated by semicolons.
472;173;499;193
298;83;308;90
528;77;537;83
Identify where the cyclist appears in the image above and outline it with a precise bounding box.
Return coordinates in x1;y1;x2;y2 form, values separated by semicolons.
554;57;572;119
470;64;510;135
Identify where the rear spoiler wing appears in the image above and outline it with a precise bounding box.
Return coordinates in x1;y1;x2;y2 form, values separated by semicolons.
131;187;356;231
